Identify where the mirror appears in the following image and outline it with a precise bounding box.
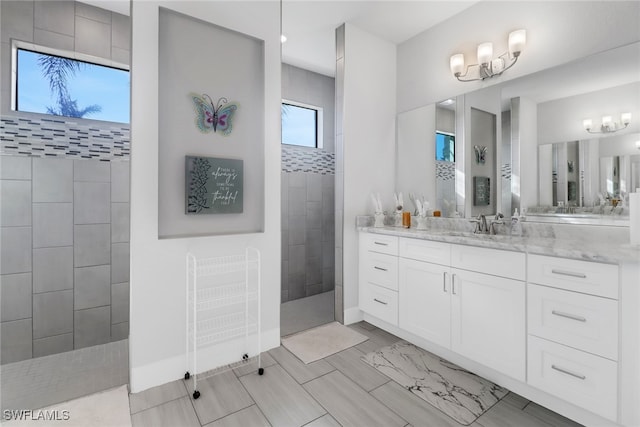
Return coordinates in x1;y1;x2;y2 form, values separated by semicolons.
435;99;458;217
396;41;639;223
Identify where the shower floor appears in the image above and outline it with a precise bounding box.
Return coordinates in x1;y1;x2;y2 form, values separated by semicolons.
0;339;128;412
280;290;335;337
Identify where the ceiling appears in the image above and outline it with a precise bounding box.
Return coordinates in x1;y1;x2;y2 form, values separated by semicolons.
282;1;478;76
80;1;478;78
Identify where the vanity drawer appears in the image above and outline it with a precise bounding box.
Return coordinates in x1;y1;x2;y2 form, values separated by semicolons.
528;254;618;299
528;335;617;421
399;238;450;265
361;251;398;291
451;245;525;280
360;283;398;326
360;233;399;256
528;284;618;360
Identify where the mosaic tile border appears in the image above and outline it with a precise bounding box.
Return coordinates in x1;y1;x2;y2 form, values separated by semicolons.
501;163;512;180
436;160;455;181
1;115;130;161
281;145;335;175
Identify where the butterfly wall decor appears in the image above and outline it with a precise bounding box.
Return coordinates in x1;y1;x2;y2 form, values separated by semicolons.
190;93;238;136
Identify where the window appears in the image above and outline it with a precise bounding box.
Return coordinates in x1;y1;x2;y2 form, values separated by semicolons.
281;100;322;148
436;132;455;162
15;47;130;123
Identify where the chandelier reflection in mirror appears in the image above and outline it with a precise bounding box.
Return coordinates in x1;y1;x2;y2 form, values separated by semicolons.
450;29;526;82
583;113;631;134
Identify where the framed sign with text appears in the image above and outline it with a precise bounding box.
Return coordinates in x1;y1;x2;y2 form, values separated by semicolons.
185;156;243;214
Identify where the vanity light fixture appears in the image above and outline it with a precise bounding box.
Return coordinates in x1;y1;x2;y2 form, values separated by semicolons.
583;113;631;134
450;29;526;82
635;140;640;150
280;34;287;43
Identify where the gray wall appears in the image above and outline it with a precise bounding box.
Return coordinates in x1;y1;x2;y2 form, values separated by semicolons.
470;108;497;217
1;157;130;364
281;63;336;303
0;1;131;364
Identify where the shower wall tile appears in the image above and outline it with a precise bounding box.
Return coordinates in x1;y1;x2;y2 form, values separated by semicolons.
111;243;130;284
111;47;130;66
0;227;32;274
34;28;74;51
306;284;322;297
281;230;289;261
33;203;73;248
33;290;73;339
322;241;335;268
305;257;322;286
74;306;111;349
111;12;130;51
75;1;112;24
288;273;306;301
111;161;130;202
306;201;322;228
288;188;306;216
34;0;75;36
0;0;34;43
306;174;322;202
33;333;73;358
288;172;306;188
74;224;110;267
33;247;73;293
74;159;110;182
75;15;111;58
74;265;111;310
74;182;111;224
111;322;129;342
0;156;31;180
322;267;335;293
288;215;306;246
32;158;73;203
111;203;130;243
111;282;129;325
1;273;32;322
1;318;32;364
306;229;322;259
0;180;31;227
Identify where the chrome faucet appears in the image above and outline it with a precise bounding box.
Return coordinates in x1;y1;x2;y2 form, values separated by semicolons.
470;214;489;234
489;213;504;235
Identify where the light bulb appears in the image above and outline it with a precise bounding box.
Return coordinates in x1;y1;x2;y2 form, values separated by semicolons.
280;34;287;43
508;29;526;57
622;112;631;125
450;54;465;76
583;119;592;130
636;140;640;150
602;116;613;128
477;42;493;65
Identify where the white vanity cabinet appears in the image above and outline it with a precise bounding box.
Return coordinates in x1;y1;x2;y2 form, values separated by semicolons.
526;254;619;421
358;233;399;325
396;238;526;381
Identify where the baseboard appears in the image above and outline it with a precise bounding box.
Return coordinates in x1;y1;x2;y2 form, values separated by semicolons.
343;306;364;325
130;327;280;393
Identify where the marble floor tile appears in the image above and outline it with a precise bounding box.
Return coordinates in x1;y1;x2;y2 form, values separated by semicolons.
240;364;325;426
268;346;335;384
325;347;389;391
131;396;200;427
305;370;407;427
362;341;507;426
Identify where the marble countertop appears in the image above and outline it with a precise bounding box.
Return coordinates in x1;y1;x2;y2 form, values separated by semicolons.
357;225;640;264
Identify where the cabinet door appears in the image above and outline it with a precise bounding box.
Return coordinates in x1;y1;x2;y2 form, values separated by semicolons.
399;258;451;348
451;268;525;381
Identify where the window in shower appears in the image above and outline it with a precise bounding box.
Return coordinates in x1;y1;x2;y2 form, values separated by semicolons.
281;100;323;148
14;45;130;123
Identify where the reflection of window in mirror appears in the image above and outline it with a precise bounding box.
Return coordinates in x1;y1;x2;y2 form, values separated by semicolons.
436;132;455;162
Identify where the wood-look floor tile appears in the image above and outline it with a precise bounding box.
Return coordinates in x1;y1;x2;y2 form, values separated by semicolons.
325;347;389;391
129;379;187;414
348;323;401;347
203;405;270;427
131;396;200;427
475;401;553;427
233;352;278;377
304;413;342;427
240;364;325;426
187;370;254;425
268;346;335;384
501;391;530;410
304;370;406;427
370;381;465;427
523;402;584;427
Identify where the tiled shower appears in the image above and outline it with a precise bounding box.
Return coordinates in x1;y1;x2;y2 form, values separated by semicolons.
281;63;336;303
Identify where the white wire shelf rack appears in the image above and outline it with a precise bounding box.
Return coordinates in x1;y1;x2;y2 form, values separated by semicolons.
185;248;263;400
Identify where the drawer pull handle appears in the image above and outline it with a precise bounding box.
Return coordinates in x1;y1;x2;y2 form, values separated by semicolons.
374;242;388;246
443;272;448;293
552;310;586;322
373;298;388;305
551;269;587;279
551;364;586;380
451;274;457;295
374;266;388;272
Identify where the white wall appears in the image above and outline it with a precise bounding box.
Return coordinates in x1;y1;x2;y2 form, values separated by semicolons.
397;1;640;113
342;23;396;321
518;97;538;210
129;0;281;392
